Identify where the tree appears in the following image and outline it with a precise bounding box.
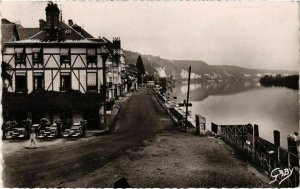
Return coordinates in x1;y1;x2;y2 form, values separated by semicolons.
1;61;13;91
136;56;145;75
136;56;145;85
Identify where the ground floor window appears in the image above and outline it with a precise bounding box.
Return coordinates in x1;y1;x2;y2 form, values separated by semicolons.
15;72;27;93
87;72;97;92
33;72;44;91
60;72;71;91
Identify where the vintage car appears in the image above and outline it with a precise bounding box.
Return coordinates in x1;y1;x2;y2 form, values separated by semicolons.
3;120;30;139
61;120;87;137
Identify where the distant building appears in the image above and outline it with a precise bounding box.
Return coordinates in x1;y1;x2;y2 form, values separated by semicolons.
103;37;126;100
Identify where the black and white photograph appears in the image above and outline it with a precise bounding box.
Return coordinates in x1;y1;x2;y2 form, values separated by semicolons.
1;0;299;188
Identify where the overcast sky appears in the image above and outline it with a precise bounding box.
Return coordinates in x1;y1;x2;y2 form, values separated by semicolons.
1;1;299;71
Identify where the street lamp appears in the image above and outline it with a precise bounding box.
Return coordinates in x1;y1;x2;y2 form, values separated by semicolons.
100;46;109;130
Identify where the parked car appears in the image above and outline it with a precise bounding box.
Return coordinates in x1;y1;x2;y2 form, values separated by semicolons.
3;120;30;139
61;120;87;137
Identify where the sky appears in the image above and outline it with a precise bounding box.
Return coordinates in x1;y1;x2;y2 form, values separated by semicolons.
1;1;299;71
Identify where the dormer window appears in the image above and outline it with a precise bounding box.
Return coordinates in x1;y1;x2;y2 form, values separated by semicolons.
65;29;72;34
87;48;97;66
32;48;43;66
15;48;26;66
60;48;71;65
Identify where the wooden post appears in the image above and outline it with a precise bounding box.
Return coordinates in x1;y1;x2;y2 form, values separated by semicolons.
274;130;280;147
252;124;255;157
287;134;299;187
185;66;191;132
211;122;218;135
273;130;280;163
195;114;200;135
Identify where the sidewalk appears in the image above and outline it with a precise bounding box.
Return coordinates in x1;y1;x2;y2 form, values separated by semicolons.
2;92;133;154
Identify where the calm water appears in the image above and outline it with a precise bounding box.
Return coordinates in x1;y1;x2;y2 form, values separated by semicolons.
167;80;299;149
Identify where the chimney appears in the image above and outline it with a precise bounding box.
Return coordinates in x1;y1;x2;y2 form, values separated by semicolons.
45;2;60;40
68;19;73;26
39;19;46;30
112;37;121;49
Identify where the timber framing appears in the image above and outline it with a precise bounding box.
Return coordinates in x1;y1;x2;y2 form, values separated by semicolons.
2;41;106;94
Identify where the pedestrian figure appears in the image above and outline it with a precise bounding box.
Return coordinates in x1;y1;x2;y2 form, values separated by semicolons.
26;124;38;149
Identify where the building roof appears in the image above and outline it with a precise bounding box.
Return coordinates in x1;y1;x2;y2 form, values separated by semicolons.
1;19;20;47
17;27;40;40
29;21;95;41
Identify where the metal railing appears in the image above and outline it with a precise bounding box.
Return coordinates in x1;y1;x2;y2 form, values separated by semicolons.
215;123;299;187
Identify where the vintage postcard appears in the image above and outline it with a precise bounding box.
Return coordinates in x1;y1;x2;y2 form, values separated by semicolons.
1;0;299;188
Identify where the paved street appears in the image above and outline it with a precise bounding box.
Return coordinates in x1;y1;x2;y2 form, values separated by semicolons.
2;88;271;187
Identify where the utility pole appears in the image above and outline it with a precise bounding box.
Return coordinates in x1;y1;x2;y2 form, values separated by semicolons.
185;66;191;132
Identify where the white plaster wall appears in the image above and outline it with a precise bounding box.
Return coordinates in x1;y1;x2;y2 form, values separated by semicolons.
97;55;103;68
44;54;59;68
44;48;59;54
53;70;60;91
71;48;85;54
25;48;32;54
79;70;86;92
11;73;15;92
4;47;14;53
98;70;103;89
72;71;79;91
72;54;86;67
44;70;52;90
26;54;33;68
27;70;33;93
2;55;14;66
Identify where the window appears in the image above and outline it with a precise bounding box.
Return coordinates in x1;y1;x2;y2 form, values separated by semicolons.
87;72;97;92
60;48;71;65
60;72;71;91
108;77;113;89
32;48;43;66
15;72;27;93
15;48;26;66
86;48;97;66
33;72;44;91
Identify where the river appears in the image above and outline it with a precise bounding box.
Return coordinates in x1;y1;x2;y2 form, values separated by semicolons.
167;80;299;149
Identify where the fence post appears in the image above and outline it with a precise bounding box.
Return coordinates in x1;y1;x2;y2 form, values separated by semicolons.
287;134;299;187
251;124;255;159
211;122;218;135
273;130;280;163
195;114;200;135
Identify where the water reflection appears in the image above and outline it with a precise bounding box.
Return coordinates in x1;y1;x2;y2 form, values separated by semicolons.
167;80;298;149
169;80;261;101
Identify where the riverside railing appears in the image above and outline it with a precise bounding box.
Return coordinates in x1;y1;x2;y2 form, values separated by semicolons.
211;123;300;187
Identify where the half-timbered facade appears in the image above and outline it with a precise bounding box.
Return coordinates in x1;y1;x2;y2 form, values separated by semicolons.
103;37;127;100
2;41;106;94
2;2;109;95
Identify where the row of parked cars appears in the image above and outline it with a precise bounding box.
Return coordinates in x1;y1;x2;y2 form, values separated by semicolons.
2;118;87;140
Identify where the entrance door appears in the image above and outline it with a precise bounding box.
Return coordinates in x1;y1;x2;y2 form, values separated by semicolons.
61;73;71;91
15;74;27;93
